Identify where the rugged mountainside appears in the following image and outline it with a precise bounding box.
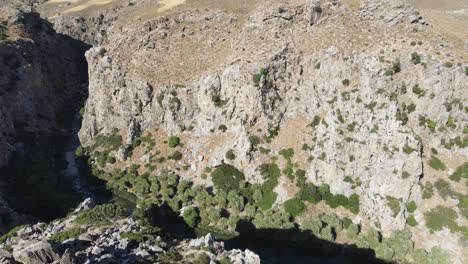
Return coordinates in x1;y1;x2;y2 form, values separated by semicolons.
0;6;88;168
0;4;89;233
68;0;466;259
0;198;260;264
0;0;466;263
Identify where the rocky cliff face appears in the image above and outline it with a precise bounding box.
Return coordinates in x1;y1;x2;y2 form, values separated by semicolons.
64;0;467;262
80;0;464;224
0;7;89;168
0;0;466;263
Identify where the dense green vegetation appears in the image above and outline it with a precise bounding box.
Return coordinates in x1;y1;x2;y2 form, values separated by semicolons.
73;135;456;264
211;164;246;192
168;136;181;148
76;204;126;225
0;225;29;243
425;206;467;239
284;198;306;217
449;162;468;182
49;227;84;242
428;156;446;171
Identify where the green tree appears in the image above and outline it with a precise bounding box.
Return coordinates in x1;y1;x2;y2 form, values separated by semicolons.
183;207;199;228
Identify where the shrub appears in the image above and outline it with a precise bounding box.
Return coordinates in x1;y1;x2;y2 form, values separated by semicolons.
248;135;261;147
225;149;236;160
92;132;123;151
96;151;109;167
444;61;453;68
406;201;417;213
76;204;125;225
106;155;116;164
120;231;150;243
49;227;84;242
411;52;421;64
253;68;268;87
434;179;453;199
257;190;278;211
157;94;164;107
313;6;323;13
284;198;306;217
425;206;458;233
465;66;468;76
449;162;468;182
428;156;446;171
75;146;84;157
218;124;227;132
279;148;294;160
327;194;349;209
422;182;434;199
183;207;199;228
386;196;401;217
342;79;350;86
348;194;360;214
412;84;425;97
168;136;180;148
309;116;321;127
403;144;416;155
193;253;211;264
407;215;418;227
169;151;183;160
211;164;245;192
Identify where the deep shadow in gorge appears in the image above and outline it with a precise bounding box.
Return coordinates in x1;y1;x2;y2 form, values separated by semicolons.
0;12;91;224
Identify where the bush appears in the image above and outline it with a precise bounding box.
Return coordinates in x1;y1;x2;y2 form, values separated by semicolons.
248;135;261;147
407;215;418;226
218;124;228;132
428;156;446;171
444;61;453;68
342;79;350;86
106;155;116;164
225;149;236;160
169;151;183;160
211;164;245;192
76;204;125;225
168;136;180;148
449;162;467;182
75;146;84;157
434;179;453;199
279;148;294;160
406;201;417;213
256;190;277;211
386;196;401;217
49;227;84;242
120;231;150;243
412;84;425;97
310;116;321;127
92;132;123;151
327;194;349;208
284;198;306;217
183;207;199;228
259;163;281;179
348;194;360;214
411;52;421;64
425;206;459;233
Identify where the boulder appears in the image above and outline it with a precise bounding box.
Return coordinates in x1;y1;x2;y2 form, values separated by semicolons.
12;241;60;264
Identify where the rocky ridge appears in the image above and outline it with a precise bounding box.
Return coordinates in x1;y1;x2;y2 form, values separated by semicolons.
0;198;260;264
